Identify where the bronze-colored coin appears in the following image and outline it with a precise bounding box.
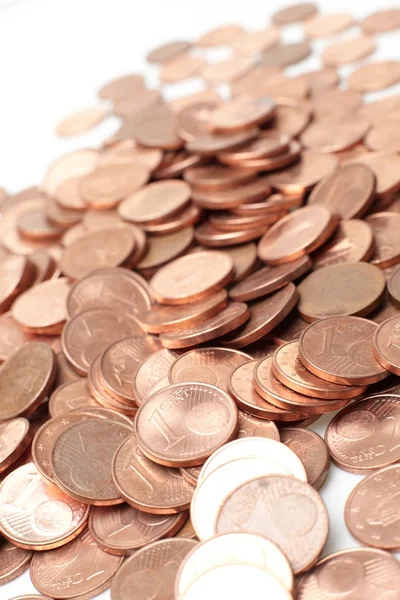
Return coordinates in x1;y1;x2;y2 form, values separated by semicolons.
373;315;400;375
133;349;180;405
192;177;271;210
223;283;298;348
177;101;220;141
272;341;366;400
12;278;70;334
299;316;388;386
137;227;194;272
99;140;162;170
298;263;385;322
80;163;149;209
280;427;329;490
219;133;290;165
263;74;309;101
297;547;400;599
98;72;144;100
231;64;282;97
88;355;138;417
312;88;362;120
113;88;161;117
312;219;374;269
367;212;400;268
170;90;223;113
196;24;244;47
258;205;338;265
301;116;369;153
0;343;55;420
42;149;98;196
185;128;258;156
346;152;400;200
169;347;250;391
237;411;279;441
153;152;204;180
268;152;338;195
31;529;123;599
62;307;138;375
230;255;311;302
345;464;400;549
160;54;205;83
216;474;328;574
150;250;234;305
370;293;400;324
146;40;190;63
254;355;350;414
89;504;186;555
323;34;376;67
100;335;161;403
271;312;309;345
303;12;353;37
51;418;132;505
0;255;33;313
0;462;89;550
225;243;258;282
388;265;400;308
184;165;255;191
111;538;197;600
365;118;400;153
56;105;109;137
361;7;400;34
233;192;303;217
228;359;306;421
8;596;52;600
0;540;32;585
231;28;280;56
29;248;56;283
112;433;194;513
139;204;201;235
202;57;255;85
0;418;32;473
54;348;81;387
349;61;400;92
195;221;268;247
231;139;301;171
209;96;275;133
273;2;317;25
49;379;97;417
358;95;400;125
180;465;201;486
118;180;190;224
135;382;238;467
261;42;311;68
67;266;152;322
270;98;311;138
69;406;134;428
113;104;183;150
326;394;400;473
296;67;339;92
61;226;136;280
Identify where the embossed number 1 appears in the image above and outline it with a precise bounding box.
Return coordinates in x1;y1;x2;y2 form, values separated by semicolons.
316;326;337;357
151;408;185;450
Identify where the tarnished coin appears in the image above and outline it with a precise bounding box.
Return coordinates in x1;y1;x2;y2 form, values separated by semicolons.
89;504;186;555
0;418;32;473
373;315;400;375
12;278;70;334
312;219;374;269
112;434;194;514
49;379;97;417
299;316;389;385
366;212;400;268
0;463;89;550
345;464;400;549
0;541;32;585
31;529;123;599
216;475;328;573
135;382;238;467
51;419;132;505
280;428;330;490
325;395;400;473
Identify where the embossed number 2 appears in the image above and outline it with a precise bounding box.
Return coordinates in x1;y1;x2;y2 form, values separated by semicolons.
151;408;185;450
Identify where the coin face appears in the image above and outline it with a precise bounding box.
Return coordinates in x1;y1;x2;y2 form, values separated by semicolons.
373;315;400;374
0;540;32;585
134;348;180;405
237;411;279;441
0;418;32;473
312;219;374;268
12;278;70;333
280;428;330;490
49;379;97;417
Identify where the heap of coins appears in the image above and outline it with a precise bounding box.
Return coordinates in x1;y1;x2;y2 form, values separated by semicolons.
3;2;400;599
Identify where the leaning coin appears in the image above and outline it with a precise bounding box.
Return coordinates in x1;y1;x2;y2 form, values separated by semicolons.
373;315;400;375
0;418;32;473
280;428;330;490
0;540;32;585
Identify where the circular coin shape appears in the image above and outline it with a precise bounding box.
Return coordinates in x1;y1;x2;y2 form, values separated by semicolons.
261;42;311;68
0;255;33;312
12;278;70;334
0;463;89;550
273;2;317;24
209;96;275;132
0;418;32;473
51;419;132;505
345;464;400;549
118;180;190;224
312;219;374;269
56;105;108;137
280;428;330;490
348;61;400;92
345;152;400;199
367;212;400;268
237;411;279;441
49;379;97;417
303;11;353;37
322;35;376;67
373;315;400;375
388;265;400;308
301;116;369;154
268;153;338;195
135;382;238;467
0;541;32;585
258;206;338;265
216;475;328;573
133;349;181;405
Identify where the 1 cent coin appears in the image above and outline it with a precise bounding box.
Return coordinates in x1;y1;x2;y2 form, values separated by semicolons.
12;278;70;334
133;348;180;405
237;411;279;441
268;152;338;195
272;2;317;25
312;219;374;268
366;212;400;268
280;428;330;490
373;315;400;375
0;418;32;473
388;265;400;307
0;541;32;585
49;379;97;417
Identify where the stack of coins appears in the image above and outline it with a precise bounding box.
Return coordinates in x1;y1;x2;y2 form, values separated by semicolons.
3;2;400;599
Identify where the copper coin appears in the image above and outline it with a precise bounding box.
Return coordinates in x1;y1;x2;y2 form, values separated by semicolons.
196;24;244;46
54;348;81;387
48;379;97;417
219;133;290;165
29;248;56;283
280;428;329;490
322;35;376;67
0;462;89;550
185;128;258;156
134;382;238;467
62;307;138;375
99;140;162;170
270;98;311;138
233;192;303;217
367;212;400;268
346;152;400;199
202;57;254;85
261;42;311;68
118;180;190;224
216;474;328;573
112;433;193;513
231;65;282;97
303;11;353;37
0;540;32;585
0;343;55;420
160;303;249;349
137;227;194;272
297;67;339;92
224;243;258;282
312;88;362;120
271;312;309;345
268;152;338;196
312;219;374;269
89;504;186;555
51;418;131;505
230;255;311;302
273;2;317;24
177;101;220;141
192;177;271;210
232;139;301;171
301;116;369;154
210;210;284;232
370;293;400;324
42;149;98;196
79;162;149;209
358;95;400;125
345;464;400;549
134;350;178;406
362;7;400;33
223;284;298;348
298;263;385;322
254;355;350;414
98;72;144;100
195;221;268;247
299;316;388;386
153;152;204;180
228;359;306;421
0;255;33;312
146;40;190;63
160;54;205;83
0;418;32;473
87;355;137;417
326;394;400;473
184;165;255;191
169;347;250;391
69;406;134;428
349;61;400;92
112;105;183;150
180;465;201;486
8;596;52;600
263;75;309;101
150;250;234;305
231;28;280;55
113;88;162;118
56;105;108;137
12;278;70;334
237;411;279;441
272;341;366;400
373;315;400;375
175;516;197;539
209;96;275;133
31;528;123;599
258;205;338;265
139;205;201;237
388;265;400;307
0;313;49;363
365;118;400;153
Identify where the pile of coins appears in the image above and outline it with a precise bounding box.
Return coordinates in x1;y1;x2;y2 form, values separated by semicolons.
3;2;400;599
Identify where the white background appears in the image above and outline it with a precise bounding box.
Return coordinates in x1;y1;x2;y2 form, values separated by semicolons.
1;0;400;598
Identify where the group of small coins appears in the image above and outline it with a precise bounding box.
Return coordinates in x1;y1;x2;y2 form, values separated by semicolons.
4;2;400;600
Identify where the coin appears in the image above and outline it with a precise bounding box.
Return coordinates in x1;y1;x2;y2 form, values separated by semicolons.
175;517;197;539
280;427;330;490
349;60;400;92
0;463;89;550
185;165;255;191
192;177;271;210
135;382;238;467
89;504;186;555
303;11;353;37
185;128;258;156
261;42;311;68
98;72;144;100
31;529;123;599
312;219;374;268
51;418;132;505
0;541;32;585
112;433;194;514
202;57;254;85
133;349;180;405
12;278;70;334
299;316;389;385
88;355;137;416
195;220;268;247
119;179;190;224
49;379;97;417
196;24;244;46
160;54;205;83
237;411;279;441
373;315;400;375
366;212;400;268
232;28;280;55
43;149;98;195
0;418;32;473
147;40;190;63
150;251;234;305
388;265;400;307
345;152;400;199
272;2;317;24
345;464;400;548
325;394;400;473
209;96;275;133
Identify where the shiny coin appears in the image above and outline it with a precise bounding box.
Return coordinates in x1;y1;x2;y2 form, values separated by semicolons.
0;418;32;473
12;278;70;334
373;315;400;375
280;427;330;490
